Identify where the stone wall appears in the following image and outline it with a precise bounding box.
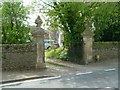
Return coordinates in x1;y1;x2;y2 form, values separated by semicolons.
1;42;119;70
1;44;37;71
93;42;118;61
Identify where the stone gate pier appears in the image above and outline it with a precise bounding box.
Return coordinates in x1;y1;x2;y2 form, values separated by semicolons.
31;16;46;69
82;17;93;64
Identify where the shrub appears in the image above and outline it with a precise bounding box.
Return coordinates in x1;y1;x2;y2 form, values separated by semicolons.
59;48;68;60
45;47;68;60
45;50;57;58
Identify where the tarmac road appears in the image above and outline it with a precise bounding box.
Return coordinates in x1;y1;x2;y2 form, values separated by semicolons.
1;68;118;89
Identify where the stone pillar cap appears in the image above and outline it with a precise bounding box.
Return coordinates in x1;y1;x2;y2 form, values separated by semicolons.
31;28;44;36
35;16;43;27
31;16;45;36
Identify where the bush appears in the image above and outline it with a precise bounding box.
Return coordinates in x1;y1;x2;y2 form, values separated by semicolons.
45;47;68;60
59;48;68;60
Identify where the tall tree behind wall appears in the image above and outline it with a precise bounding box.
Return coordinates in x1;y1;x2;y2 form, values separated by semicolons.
47;2;119;63
32;2;119;63
93;2;120;41
2;2;31;44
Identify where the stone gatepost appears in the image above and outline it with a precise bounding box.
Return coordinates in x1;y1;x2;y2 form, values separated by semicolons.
82;17;93;64
31;16;46;69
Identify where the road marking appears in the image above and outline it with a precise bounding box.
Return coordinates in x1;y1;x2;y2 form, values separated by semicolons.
0;82;22;87
0;76;61;87
104;68;116;72
24;76;61;82
105;87;112;88
76;72;93;75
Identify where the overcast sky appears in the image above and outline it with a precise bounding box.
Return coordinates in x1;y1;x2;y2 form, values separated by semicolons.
23;0;32;6
23;0;46;27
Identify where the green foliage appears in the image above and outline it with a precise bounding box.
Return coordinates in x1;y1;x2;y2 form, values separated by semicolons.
51;2;85;48
45;49;58;58
93;2;119;41
2;2;31;44
43;2;119;63
59;48;68;60
99;23;120;41
47;2;119;42
45;47;68;60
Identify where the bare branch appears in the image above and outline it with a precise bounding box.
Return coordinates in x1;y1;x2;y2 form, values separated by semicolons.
42;1;55;8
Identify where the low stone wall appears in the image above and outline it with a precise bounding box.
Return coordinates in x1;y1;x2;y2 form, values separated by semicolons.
1;44;37;71
1;42;119;70
93;42;118;61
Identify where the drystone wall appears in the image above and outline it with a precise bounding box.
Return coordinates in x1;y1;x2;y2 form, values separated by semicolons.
1;44;37;71
93;42;118;61
1;42;118;70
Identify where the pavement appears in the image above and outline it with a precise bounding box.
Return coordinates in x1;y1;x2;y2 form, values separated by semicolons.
1;58;118;84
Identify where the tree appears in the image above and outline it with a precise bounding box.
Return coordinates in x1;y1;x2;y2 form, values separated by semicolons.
2;2;31;44
47;2;119;63
47;2;87;63
98;2;120;41
33;2;119;63
93;2;119;41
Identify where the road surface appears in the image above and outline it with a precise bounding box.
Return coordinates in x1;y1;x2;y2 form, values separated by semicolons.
1;68;118;89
